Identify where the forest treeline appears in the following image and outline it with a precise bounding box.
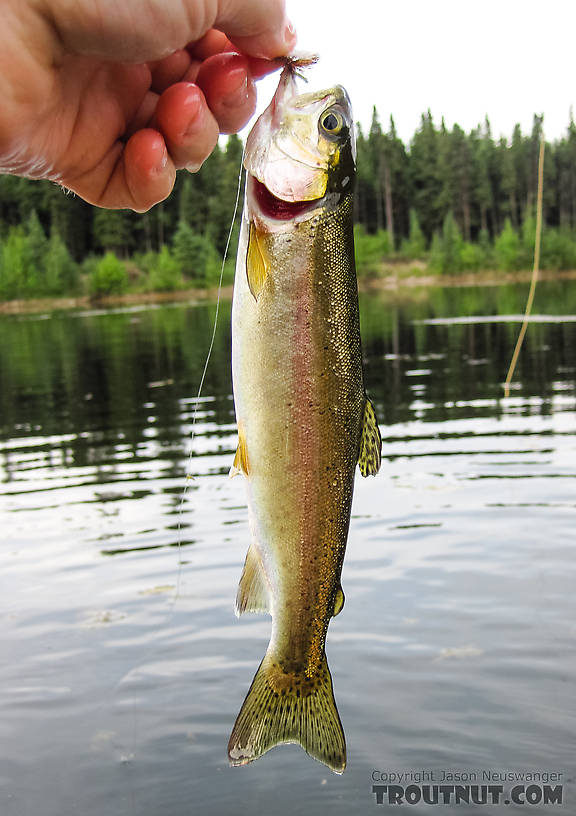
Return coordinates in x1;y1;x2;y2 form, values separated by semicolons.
1;110;576;299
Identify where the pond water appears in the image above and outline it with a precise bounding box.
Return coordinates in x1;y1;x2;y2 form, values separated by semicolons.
1;280;575;815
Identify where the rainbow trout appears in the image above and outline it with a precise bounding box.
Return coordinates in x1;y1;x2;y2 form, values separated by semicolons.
228;61;381;774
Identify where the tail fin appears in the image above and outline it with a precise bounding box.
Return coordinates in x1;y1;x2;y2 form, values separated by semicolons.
228;652;346;774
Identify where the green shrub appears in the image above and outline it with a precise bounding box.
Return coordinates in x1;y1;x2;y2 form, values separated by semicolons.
540;228;576;270
203;243;225;286
131;251;157;277
400;209;427;258
521;214;536;260
459;241;487;271
172;222;222;285
429;212;463;274
219;257;234;285
25;211;49;290
494;219;521;271
0;228;28;299
44;232;78;295
90;252;128;296
146;246;183;291
354;226;392;275
478;228;493;268
216;222;240;286
0;217;79;298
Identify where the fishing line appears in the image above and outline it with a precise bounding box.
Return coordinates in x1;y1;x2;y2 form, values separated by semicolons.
504;136;545;398
113;149;246;815
125;63;308;793
173;143;246;606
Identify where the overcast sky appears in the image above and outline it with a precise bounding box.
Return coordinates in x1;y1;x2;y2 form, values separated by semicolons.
248;0;575;145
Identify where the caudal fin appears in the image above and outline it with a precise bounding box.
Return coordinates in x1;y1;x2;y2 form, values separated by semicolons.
228;653;346;773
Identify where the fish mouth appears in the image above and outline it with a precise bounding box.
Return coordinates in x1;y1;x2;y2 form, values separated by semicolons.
249;177;319;221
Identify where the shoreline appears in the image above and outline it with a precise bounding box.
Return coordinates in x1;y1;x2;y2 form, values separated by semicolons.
1;269;575;316
360;267;576;291
0;285;234;316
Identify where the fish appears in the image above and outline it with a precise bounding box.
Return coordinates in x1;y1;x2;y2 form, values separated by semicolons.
228;58;382;774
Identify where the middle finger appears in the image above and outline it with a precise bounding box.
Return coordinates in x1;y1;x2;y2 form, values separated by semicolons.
195;53;257;135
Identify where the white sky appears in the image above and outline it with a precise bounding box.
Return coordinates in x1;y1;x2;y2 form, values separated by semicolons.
248;0;576;145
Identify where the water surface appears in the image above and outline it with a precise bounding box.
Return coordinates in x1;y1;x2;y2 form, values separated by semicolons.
1;281;575;815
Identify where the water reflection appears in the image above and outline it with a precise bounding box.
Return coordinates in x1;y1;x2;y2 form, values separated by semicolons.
1;282;575;816
2;283;575;453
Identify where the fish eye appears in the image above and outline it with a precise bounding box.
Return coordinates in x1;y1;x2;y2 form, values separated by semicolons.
320;108;344;136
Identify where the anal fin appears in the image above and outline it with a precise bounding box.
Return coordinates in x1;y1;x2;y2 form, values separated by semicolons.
235;544;270;616
358;397;382;476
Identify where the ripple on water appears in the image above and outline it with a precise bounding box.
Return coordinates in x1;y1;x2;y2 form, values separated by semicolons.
0;299;575;814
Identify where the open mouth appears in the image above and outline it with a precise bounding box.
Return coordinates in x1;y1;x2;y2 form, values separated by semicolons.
250;177;318;221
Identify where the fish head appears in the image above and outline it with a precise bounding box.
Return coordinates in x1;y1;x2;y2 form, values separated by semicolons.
245;67;355;224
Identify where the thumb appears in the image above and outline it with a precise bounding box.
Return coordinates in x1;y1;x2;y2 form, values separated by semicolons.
215;0;297;59
44;0;296;63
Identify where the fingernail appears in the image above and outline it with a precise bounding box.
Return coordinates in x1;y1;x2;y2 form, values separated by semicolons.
154;144;168;174
180;88;203;139
222;69;250;109
284;19;297;49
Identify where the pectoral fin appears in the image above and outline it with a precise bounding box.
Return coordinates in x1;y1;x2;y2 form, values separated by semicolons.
358;397;382;476
246;222;269;301
235;544;270;616
230;426;249;478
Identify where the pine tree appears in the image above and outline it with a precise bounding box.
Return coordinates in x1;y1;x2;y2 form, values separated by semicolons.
470;118;495;236
354;124;372;228
93;209;132;255
368;108;385;234
494;219;521;271
409;111;443;240
25;210;49;291
44;231;78;295
429;212;463;274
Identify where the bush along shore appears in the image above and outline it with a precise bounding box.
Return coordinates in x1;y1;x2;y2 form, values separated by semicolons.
2;110;576;302
2;213;576;307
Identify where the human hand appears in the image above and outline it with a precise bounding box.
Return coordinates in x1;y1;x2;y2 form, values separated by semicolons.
0;0;296;210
